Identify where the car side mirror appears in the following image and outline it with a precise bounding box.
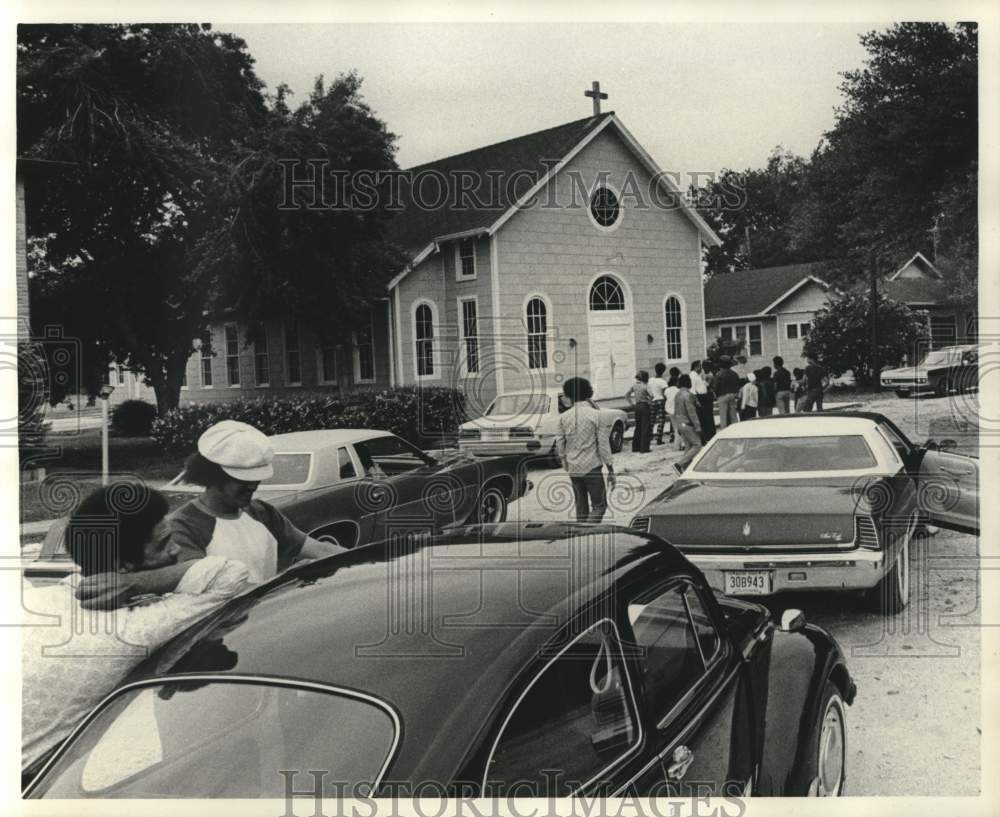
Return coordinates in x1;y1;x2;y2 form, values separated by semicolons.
939;439;958;452
779;609;806;632
923;439;939;451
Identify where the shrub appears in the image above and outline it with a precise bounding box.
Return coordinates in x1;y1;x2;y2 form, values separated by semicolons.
151;387;467;455
111;400;158;436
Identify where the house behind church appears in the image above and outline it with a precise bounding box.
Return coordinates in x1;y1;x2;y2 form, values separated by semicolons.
179;112;720;414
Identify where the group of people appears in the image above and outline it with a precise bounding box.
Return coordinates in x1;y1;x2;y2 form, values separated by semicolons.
22;420;345;782
557;354;829;523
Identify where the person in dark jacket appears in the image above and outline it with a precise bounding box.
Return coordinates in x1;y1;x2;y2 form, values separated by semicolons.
626;370;654;453
713;355;742;428
772;356;792;414
756;366;776;417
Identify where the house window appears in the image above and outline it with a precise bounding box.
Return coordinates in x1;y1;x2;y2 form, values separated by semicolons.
415;303;435;377
224;324;240;386
284;323;301;385
318;344;338;385
589;276;625;311
589;186;622;229
460;298;479;375
253;328;270;387
200;333;213;388
526;297;548;370
115;365;126;386
353;320;375;384
457;239;476;278
720;323;762;357
785;322;811;340
663;296;684;361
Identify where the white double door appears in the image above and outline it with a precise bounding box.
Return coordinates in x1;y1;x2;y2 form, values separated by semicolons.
588;317;635;399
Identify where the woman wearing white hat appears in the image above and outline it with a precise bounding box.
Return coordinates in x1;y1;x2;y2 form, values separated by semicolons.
76;420;344;608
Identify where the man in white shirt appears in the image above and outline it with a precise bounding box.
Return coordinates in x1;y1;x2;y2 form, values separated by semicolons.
22;485;252;776
648;362;670;445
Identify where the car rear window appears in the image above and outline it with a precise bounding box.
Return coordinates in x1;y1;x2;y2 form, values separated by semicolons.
487;394;552;416
259;453;313;486
29;680;397;798
693;435;878;473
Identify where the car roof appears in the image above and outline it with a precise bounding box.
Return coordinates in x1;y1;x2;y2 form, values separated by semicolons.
267;429;389;449
126;522;694;781
712;412;880;438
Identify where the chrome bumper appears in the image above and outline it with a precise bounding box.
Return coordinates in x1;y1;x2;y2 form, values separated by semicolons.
458;437;554;457
686;548;888;595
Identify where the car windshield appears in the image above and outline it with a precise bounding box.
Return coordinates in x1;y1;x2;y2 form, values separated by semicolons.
917;350;956;367
259;453;313;486
693;435;878;473
487;394;552;416
29;681;397;798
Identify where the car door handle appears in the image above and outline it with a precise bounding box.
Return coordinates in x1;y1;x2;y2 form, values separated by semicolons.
941;467;972;477
666;745;694;781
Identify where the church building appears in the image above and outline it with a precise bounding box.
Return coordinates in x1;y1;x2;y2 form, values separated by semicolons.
181;96;720;412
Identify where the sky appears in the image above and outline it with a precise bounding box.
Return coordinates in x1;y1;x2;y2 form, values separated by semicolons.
226;22;875;178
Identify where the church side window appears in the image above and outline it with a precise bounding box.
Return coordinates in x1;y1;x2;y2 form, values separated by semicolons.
460;298;480;375
526;297;548;370
224;324;240;387
589;276;625;311
415;303;435;377
253;327;270;387
200;332;213;388
354;318;375;384
664;296;684;361
284;322;302;385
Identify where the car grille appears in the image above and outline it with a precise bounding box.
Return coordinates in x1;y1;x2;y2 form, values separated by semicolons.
855;515;880;550
630;516;651;533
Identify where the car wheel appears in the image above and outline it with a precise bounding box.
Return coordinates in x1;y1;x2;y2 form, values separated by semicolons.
805;682;846;796
609;423;624;454
868;514;913;614
308;522;358;549
474;483;508;524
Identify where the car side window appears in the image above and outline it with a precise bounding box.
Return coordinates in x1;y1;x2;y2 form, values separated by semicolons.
877;424;909;463
483;620;641;796
338;447;357;480
626;581;722;724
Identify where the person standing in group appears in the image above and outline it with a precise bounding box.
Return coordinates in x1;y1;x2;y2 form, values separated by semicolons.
648;363;669;446
712;355;742;428
739;371;759;420
792;367;807;412
664;367;681;449
772;356;792;414
690;360;716;443
671;374;703;475
801;355;829;412
556;377;616;523
756;366;776;417
626;370;654;453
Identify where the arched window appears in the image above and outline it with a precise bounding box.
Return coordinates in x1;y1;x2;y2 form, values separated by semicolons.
526;297;548;370
664;296;684;361
415;303;435;376
589;276;625;311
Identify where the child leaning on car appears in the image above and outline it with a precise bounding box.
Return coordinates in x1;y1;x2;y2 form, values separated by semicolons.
556;377;616;523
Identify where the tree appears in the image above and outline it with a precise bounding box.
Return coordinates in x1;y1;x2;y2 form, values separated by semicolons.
933;162;978;313
200;74;407;344
694;148;813;277
790;23;977;279
18;24;268;412
803;291;929;385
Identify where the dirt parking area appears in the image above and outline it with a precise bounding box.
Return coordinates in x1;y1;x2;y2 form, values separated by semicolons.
508;391;982;795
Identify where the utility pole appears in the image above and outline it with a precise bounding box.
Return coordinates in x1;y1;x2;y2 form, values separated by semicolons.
870;252;881;389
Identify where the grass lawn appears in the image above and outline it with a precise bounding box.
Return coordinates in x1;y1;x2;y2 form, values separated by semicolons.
20;430;186;524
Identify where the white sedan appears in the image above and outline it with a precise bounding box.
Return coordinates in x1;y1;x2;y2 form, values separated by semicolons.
457;389;628;458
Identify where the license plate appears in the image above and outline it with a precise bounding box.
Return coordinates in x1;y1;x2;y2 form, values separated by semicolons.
724;571;772;596
481;430;508;441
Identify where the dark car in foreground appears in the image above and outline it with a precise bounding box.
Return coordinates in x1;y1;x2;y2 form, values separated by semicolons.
630;412;979;611
24;523;856;798
880;344;978;397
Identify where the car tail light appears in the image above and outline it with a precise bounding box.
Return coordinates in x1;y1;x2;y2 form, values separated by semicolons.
509;426;535;438
855;515;880;550
459;429;480;440
630;516;651;533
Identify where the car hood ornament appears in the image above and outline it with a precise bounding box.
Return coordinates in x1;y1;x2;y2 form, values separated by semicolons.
742;521;752;537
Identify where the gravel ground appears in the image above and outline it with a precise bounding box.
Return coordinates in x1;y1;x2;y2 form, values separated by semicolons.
507;392;982;795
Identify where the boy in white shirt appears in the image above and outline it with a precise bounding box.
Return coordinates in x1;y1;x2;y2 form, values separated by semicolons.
648;362;670;445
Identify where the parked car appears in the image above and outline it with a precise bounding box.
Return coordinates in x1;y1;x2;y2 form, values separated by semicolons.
23;522;856;798
22;430;532;580
880;344;979;397
630;412;979;611
458;389;628;458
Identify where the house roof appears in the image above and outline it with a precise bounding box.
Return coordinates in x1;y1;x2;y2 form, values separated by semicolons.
386;113;721;290
882;275;945;306
888;251;940;281
703;262;831;320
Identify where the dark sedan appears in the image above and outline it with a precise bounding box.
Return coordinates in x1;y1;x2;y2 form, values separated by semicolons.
24;522;856;798
630;411;979;611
